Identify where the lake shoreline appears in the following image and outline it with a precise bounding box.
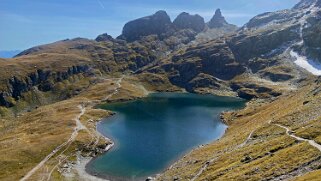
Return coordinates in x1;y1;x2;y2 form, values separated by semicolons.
82;113;158;181
82;119;225;181
76;92;245;181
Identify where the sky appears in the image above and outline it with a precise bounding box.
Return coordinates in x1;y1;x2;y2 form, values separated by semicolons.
0;0;301;51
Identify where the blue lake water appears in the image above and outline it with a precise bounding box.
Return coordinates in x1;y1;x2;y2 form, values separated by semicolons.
87;93;246;180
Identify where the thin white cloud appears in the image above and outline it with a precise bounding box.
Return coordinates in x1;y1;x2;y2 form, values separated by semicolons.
97;0;105;9
0;11;33;23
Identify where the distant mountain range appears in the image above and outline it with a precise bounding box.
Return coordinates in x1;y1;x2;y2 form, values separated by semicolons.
0;50;21;58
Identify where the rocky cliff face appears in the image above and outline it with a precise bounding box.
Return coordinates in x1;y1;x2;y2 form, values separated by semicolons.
145;39;246;93
119;10;173;42
302;14;321;62
243;10;295;29
118;9;236;46
228;25;299;62
0;65;90;107
173;12;205;32
293;0;321;9
241;0;321;71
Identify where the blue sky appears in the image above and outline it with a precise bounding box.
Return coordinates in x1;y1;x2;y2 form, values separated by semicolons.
0;0;300;50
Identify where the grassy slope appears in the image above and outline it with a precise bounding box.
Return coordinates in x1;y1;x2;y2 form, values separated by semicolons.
0;53;91;90
1;72;321;180
0;38;320;180
158;78;321;180
0;76;151;181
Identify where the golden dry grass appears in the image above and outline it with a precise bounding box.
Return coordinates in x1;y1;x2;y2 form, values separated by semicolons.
158;78;321;180
0;99;84;181
0;76;148;181
0;53;91;90
295;170;321;181
1;67;321;180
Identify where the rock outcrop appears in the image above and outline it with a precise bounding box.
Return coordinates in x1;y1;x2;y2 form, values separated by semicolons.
119;10;173;42
228;25;299;62
302;16;321;62
116;9;239;53
95;33;114;42
293;0;321;9
317;0;321;7
173;12;205;33
0;65;90;107
208;9;233;29
147;40;246;92
244;10;295;29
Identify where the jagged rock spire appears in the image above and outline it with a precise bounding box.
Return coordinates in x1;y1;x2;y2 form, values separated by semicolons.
208;9;228;28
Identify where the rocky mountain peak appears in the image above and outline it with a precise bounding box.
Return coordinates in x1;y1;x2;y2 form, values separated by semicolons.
95;33;113;42
208;9;229;28
154;10;169;17
243;0;321;31
119;10;173;42
215;8;223;17
173;12;205;32
293;0;321;9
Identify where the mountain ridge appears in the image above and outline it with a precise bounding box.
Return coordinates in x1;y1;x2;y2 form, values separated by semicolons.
116;9;237;42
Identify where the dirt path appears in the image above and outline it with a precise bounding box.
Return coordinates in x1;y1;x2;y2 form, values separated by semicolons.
61;77;124;180
50;77;124;180
190;156;219;181
275;124;321;152
238;130;255;148
21;76;128;181
190;130;255;181
190;119;321;181
103;76;123;101
20;106;87;181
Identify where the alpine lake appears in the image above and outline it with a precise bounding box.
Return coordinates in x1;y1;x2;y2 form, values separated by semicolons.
87;93;246;180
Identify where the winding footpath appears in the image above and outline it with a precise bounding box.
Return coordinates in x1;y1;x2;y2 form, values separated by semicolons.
191;130;255;181
97;76;123;152
103;76;123;101
191;119;321;181
20;106;87;181
190;156;219;181
27;76;125;181
21;76;124;181
275;124;321;152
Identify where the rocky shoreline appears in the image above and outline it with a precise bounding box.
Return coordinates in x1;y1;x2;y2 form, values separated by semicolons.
61;118;116;181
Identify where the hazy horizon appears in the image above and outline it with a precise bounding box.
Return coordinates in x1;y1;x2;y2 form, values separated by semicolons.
1;0;300;51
